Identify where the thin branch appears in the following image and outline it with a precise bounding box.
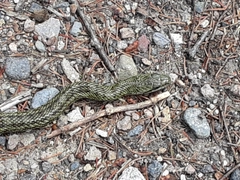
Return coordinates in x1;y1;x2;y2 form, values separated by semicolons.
188;30;210;59
219;163;240;180
47;91;170;138
0;91;32;111
75;4;115;74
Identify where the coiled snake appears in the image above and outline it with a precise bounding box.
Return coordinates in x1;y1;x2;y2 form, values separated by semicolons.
0;73;170;134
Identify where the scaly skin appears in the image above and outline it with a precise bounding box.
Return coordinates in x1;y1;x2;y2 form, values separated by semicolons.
0;73;170;134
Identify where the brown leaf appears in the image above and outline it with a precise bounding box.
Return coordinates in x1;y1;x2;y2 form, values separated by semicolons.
215;171;224;180
125;41;139;53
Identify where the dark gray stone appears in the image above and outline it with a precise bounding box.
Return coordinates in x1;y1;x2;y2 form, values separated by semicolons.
148;160;163;179
230;169;240;180
5;57;30;80
70;161;80;171
41;161;53;173
0;136;6;147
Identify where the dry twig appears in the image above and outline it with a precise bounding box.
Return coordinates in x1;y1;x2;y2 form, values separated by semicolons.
47;91;170;138
75;3;115;74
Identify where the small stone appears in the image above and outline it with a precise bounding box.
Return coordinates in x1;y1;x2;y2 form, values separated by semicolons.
35;40;46;52
70;4;78;14
5;57;31;80
201;19;209;28
128;125;143;137
22;160;29;166
41;162;53;173
181;174;186;180
0;163;5;174
176;79;185;87
141;58;152;66
120;28;135;39
116;55;138;80
148;160;163;178
197;72;202;79
55;2;69;8
70;22;82;36
83;164;93;172
35;18;60;41
29;2;42;13
153;32;170;48
108;150;116;160
201;164;214;173
84;146;102;161
131;112;140;120
117;40;128;49
138;35;150;52
160;106;171;123
32;88;59;108
214;109;219;115
195;1;205;13
124;4;131;11
201;84;215;99
209;104;215;110
158;147;167;154
144;109;153;118
61;58;80;82
162;169;169;176
68;154;75;163
19;133;35;146
183;108;210;138
70;161;80;171
230;84;240;97
9;87;16;94
213;99;218;104
96;129;108;137
118;166;145;180
7;134;20;150
189;100;197;107
0;19;5;26
24;19;35;32
57;40;65;50
169;73;178;83
230;169;240;180
170;33;183;45
185;164;195;174
117;116;132;130
19;174;36;180
9;42;18;53
0;136;6;147
67;107;84;122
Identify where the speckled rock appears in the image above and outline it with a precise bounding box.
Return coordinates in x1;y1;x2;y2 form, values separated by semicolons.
31;88;59;109
5;57;31;80
115;54;138;80
148;160;163;179
183;108;210;138
118;166;145;180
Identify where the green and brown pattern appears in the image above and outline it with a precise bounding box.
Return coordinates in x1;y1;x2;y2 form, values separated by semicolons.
0;73;170;134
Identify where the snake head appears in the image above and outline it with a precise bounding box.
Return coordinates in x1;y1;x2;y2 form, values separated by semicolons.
148;73;171;93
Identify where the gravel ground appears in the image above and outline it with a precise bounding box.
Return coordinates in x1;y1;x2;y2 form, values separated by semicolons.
0;0;240;180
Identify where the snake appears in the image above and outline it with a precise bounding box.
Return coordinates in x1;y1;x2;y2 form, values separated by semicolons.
0;73;170;134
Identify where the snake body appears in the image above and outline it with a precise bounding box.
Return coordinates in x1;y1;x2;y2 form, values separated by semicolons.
0;73;170;134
